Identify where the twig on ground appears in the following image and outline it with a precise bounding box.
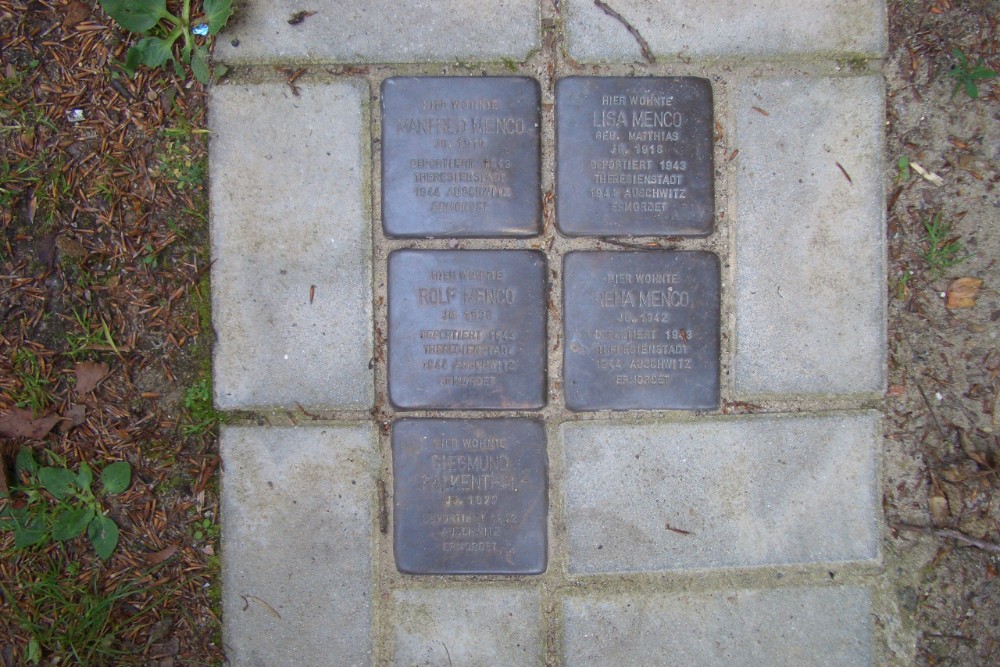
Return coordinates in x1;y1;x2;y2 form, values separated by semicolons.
594;0;655;63
895;523;1000;555
915;379;947;440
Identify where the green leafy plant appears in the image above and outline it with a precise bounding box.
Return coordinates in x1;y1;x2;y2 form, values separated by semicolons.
1;448;132;559
1;558;155;664
99;0;233;83
191;515;219;542
897;155;911;181
182;376;219;435
920;212;964;276
948;48;997;100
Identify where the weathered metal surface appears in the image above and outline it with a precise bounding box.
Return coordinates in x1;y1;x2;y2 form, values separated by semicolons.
563;251;720;410
388;250;546;410
393;418;548;575
556;77;714;236
381;77;541;238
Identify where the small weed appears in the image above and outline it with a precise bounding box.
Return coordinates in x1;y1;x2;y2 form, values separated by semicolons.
0;448;132;559
948;48;997;100
191;514;219;542
66;308;119;358
11;349;55;414
0;556;154;664
920;212;964;276
141;242;160;268
897;155;911;181
182;376;219;435
99;0;233;83
896;270;913;300
502;57;518;73
155;138;206;190
837;55;868;72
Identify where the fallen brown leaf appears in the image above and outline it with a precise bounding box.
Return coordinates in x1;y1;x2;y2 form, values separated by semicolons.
0;449;10;498
62;0;91;28
74;361;109;394
146;544;179;565
946;277;984;309
56;234;87;261
929;491;950;527
0;408;64;439
57;404;87;434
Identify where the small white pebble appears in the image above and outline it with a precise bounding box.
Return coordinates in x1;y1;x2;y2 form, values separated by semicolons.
935;392;943;401
67;109;85;122
284;354;289;360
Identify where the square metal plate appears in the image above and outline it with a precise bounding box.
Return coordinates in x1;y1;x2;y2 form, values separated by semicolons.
388;250;546;410
393;418;548;575
563;251;720;410
556;77;714;237
381;77;541;238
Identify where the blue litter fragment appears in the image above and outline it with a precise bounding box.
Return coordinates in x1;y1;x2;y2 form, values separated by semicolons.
192;24;209;36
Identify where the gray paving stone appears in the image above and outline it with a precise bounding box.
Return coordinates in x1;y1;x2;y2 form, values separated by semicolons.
562;413;879;574
563;0;886;61
221;425;375;667
210;82;373;410
216;1;539;64
391;588;541;666
733;76;886;397
563;586;872;667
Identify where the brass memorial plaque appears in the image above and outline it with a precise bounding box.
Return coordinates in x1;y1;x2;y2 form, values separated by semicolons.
563;251;720;410
556;77;714;236
381;77;541;238
388;250;546;410
393;418;548;575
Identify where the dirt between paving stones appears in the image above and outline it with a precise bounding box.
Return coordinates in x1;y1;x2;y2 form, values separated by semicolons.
882;1;1000;665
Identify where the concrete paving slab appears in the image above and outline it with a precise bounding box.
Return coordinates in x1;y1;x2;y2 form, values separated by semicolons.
562;413;880;574
210;82;373;410
563;586;872;666
732;76;886;397
564;0;886;61
390;587;541;666
216;1;540;64
221;425;375;667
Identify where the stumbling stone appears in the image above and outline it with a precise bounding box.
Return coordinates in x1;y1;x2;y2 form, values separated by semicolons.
563;251;720;410
556;77;714;236
382;77;541;238
392;418;547;575
388;249;546;410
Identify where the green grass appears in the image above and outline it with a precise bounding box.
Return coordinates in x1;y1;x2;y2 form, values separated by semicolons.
65;309;119;359
0;558;156;665
11;348;55;413
920;212;964;276
0;68;71;230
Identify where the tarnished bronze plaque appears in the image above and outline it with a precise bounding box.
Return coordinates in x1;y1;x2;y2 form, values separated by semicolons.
393;418;547;575
563;251;720;410
381;77;541;238
388;250;546;409
556;77;714;237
